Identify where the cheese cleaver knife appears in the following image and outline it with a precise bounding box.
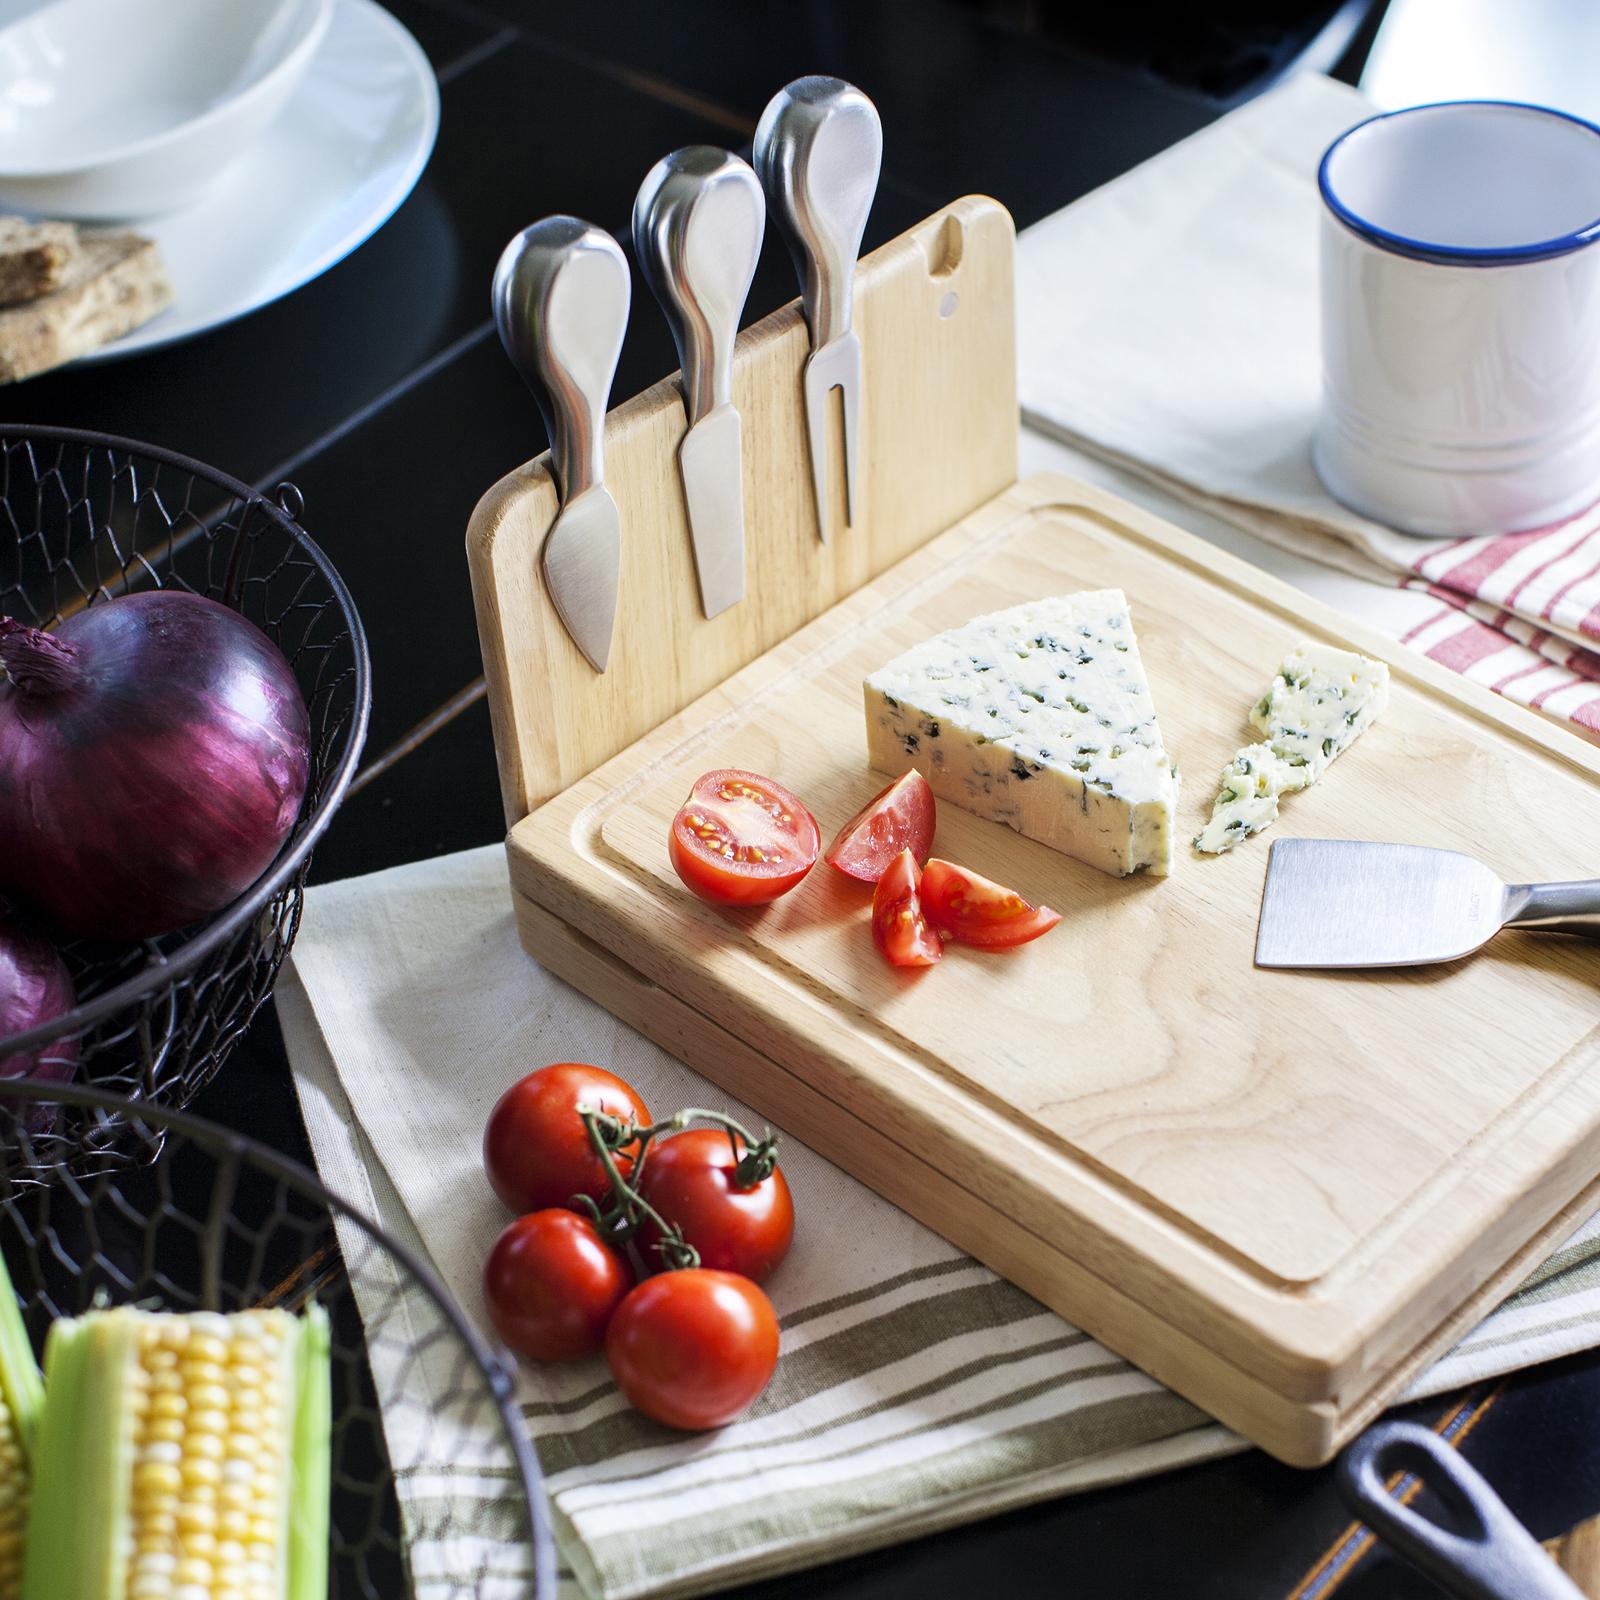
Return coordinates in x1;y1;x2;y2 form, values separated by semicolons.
1255;838;1600;970
633;147;765;619
492;217;630;673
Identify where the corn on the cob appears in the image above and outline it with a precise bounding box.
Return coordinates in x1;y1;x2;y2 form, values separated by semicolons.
0;1252;42;1600
21;1304;330;1600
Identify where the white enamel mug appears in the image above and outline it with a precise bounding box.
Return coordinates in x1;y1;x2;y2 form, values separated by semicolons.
1314;100;1600;537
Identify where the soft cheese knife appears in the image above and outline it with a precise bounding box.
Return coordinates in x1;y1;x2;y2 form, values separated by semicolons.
633;147;765;619
754;75;882;543
1255;838;1600;970
492;216;630;673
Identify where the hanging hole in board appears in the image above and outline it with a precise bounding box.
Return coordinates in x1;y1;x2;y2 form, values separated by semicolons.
938;291;959;318
925;212;965;280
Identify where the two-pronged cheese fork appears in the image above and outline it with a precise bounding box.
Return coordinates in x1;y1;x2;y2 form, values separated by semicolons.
754;76;882;543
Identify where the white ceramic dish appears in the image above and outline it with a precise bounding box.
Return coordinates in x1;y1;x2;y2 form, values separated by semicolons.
1315;100;1600;537
0;0;334;218
74;0;438;364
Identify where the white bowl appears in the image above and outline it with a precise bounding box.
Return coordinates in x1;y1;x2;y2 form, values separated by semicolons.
0;0;334;219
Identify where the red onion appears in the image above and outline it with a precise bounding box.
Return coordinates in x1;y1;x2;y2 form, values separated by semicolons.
0;591;310;941
0;898;78;1132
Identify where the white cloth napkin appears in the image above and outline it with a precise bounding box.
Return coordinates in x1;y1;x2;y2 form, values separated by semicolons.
1018;72;1600;739
279;846;1600;1599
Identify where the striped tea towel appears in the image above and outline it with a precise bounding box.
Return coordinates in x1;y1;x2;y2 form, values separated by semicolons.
1017;71;1600;740
278;845;1600;1599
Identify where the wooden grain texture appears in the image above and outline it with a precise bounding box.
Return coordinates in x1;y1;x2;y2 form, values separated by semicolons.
511;884;1600;1466
467;196;1017;822
1549;1512;1600;1595
507;472;1600;1464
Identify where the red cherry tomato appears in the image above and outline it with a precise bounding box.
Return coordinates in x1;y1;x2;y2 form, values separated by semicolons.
635;1129;795;1282
483;1062;650;1215
669;768;820;906
870;848;942;968
605;1269;780;1430
824;770;936;883
919;858;1062;949
483;1209;633;1362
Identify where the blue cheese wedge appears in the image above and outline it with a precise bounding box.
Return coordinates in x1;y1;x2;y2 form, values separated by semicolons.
1195;642;1389;855
863;590;1178;877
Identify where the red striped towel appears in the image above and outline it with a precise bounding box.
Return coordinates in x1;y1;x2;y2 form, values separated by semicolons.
1401;507;1600;737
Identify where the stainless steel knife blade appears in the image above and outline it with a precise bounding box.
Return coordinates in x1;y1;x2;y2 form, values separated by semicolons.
1255;838;1600;970
492;216;630;672
676;403;745;617
538;486;621;675
754;76;881;544
633;147;764;619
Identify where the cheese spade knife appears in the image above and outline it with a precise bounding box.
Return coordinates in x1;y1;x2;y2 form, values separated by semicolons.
1255;839;1600;970
632;147;765;619
492;217;630;673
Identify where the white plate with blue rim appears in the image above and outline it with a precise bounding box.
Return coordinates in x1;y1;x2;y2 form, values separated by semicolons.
72;0;439;364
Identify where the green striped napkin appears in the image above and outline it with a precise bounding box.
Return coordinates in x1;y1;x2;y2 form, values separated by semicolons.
277;845;1600;1599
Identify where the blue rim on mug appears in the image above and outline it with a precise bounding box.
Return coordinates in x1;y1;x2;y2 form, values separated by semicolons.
1318;99;1600;267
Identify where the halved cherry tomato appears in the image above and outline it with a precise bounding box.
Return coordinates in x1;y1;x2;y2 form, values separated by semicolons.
484;1209;634;1362
824;770;936;883
919;858;1061;949
669;768;820;906
605;1268;780;1430
636;1129;795;1282
483;1062;650;1215
870;848;943;968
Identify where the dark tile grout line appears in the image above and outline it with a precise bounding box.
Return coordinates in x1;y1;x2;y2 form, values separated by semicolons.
249;318;497;499
434;22;518;86
349;674;487;795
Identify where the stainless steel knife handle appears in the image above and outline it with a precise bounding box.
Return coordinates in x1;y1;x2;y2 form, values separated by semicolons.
753;76;882;348
491;216;630;501
633;147;765;424
1503;879;1600;939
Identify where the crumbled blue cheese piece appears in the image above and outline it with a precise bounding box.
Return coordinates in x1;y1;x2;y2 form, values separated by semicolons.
1193;743;1302;855
1249;642;1390;781
863;590;1178;878
1195;642;1389;855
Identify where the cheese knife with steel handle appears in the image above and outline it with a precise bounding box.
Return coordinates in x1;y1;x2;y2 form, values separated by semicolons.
633;147;765;618
492;216;630;673
754;76;881;543
1255;839;1600;969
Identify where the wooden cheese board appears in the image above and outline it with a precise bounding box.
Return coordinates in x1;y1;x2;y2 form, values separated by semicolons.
467;197;1600;1466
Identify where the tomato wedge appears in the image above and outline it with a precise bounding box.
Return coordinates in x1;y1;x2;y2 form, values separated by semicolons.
824;771;936;883
870;848;943;967
670;768;820;905
919;858;1061;949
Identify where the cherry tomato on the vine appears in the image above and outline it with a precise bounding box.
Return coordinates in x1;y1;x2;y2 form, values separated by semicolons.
824;770;936;883
870;848;943;968
483;1062;650;1215
605;1268;780;1430
483;1209;633;1362
635;1129;795;1282
669;768;820;906
919;858;1061;949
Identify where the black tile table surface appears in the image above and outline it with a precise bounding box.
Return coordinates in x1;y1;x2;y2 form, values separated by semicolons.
8;2;1598;1594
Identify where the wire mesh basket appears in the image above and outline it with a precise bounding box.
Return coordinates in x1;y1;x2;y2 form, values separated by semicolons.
0;426;370;1178
0;1079;553;1598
